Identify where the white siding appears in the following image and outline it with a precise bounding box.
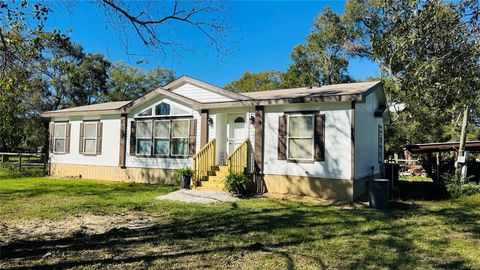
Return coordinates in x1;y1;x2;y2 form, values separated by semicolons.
172;83;233;103
354;90;384;179
125;97;200;169
50;115;121;167
263;103;352;180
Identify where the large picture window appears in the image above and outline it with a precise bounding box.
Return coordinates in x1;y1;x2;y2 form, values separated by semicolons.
136;119;190;157
287;115;314;161
54;123;67;153
83;122;97;154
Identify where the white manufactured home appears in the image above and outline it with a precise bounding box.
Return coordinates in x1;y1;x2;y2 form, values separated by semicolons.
43;76;388;201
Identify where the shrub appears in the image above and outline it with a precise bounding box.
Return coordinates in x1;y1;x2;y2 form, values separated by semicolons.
223;172;252;196
174;167;193;179
442;172;480;198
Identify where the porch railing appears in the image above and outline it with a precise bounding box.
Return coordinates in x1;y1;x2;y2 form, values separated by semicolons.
192;139;216;186
227;138;249;174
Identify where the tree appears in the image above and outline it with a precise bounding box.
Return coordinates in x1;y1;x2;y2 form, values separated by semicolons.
283;7;352;88
224;71;283;92
342;0;480;157
0;26;112;151
29;32;111;110
103;62;175;101
0;0;228;61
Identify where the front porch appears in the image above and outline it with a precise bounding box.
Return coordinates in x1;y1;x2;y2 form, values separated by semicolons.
192;138;251;191
192;110;257;191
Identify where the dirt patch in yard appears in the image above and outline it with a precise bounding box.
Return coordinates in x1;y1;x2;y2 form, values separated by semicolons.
0;212;168;269
0;212;160;244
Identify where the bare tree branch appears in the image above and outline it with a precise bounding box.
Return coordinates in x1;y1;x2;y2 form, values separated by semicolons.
99;0;229;57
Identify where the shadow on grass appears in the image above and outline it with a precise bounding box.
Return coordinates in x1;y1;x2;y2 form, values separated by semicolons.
397;181;449;200
1;197;479;270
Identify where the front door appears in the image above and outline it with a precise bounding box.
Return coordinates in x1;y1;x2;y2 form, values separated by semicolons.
226;113;247;154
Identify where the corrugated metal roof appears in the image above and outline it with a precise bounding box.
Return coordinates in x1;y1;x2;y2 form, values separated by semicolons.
406;141;480;153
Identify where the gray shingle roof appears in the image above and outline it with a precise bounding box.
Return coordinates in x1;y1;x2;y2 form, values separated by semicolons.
42;80;383;117
242;81;381;100
42;101;131;117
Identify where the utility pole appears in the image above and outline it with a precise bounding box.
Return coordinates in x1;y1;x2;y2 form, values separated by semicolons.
456;106;469;181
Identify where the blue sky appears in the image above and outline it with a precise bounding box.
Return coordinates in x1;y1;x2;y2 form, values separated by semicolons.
46;1;379;87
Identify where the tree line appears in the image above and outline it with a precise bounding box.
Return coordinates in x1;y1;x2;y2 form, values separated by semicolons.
1;0;479;158
226;0;480;158
1;0;228;153
0;25;176;152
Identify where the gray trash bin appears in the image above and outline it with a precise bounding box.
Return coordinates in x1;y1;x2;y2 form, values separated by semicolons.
369;179;390;210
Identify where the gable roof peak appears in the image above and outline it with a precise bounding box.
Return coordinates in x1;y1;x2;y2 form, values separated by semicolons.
164;75;252;101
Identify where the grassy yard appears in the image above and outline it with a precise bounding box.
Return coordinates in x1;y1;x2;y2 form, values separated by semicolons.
1;176;480;269
399;175;434;182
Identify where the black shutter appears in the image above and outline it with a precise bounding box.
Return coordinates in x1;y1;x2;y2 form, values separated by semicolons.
49;123;54;153
278;115;287;160
96;122;103;155
189;119;197;157
79;123;84;154
314;113;325;161
130;121;136;156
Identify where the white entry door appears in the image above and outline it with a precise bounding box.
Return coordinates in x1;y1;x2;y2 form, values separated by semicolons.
226;113;247;154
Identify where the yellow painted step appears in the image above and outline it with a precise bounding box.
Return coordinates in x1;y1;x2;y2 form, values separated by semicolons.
208;175;226;183
200;181;225;190
213;170;229;177
218;166;229;172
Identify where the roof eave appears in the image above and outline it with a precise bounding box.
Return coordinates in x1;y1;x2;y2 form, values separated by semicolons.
193;94;363;110
41;108;127;118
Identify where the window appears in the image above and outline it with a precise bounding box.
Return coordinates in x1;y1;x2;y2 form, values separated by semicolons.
155;103;171;116
137;101;192;118
287;115;314;160
153;120;170;155
54;123;66;153
138;108;152;117
136;121;153;155
83;122;97;154
135;119;190;157
172;106;190;115
171;120;189;156
234;117;245;123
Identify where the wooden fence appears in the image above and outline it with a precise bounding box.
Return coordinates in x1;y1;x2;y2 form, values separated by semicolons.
0;152;48;174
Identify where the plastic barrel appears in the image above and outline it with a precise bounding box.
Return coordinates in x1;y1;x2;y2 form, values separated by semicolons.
369;179;390;209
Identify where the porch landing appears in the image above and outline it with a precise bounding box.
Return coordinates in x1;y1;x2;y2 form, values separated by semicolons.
155;189;237;204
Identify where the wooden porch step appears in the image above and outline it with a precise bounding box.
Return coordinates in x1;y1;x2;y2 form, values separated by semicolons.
207;175;226;183
197;181;225;191
210;165;229;172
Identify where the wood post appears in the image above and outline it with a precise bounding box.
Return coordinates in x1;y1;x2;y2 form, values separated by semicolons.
456;106;469;181
200;110;209;148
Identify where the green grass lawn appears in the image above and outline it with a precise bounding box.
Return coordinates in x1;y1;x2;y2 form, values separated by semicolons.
1;176;479;269
399;175;434;182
